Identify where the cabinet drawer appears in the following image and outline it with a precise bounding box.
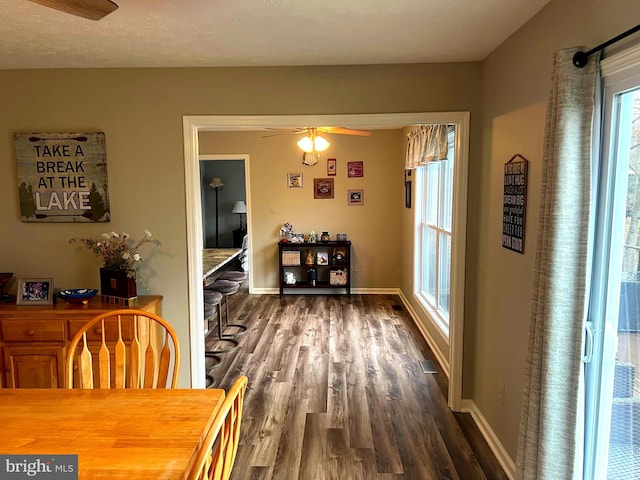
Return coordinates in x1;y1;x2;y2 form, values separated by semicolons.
68;317;135;342
1;319;66;342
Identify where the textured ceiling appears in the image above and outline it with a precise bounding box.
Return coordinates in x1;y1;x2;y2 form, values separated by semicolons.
0;0;550;69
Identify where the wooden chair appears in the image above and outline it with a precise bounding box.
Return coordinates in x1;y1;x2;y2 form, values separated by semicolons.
188;375;248;480
66;309;180;389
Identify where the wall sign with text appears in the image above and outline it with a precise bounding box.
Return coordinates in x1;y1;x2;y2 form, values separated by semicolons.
502;154;528;253
15;132;110;222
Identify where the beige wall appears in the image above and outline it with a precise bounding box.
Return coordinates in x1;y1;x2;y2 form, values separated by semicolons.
476;0;639;462
0;63;480;388
199;130;406;290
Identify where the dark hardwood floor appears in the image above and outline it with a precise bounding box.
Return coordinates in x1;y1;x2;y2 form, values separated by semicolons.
205;287;508;480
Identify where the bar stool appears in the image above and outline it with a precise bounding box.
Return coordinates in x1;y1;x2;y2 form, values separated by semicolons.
217;270;248;284
205;279;247;337
204;289;239;355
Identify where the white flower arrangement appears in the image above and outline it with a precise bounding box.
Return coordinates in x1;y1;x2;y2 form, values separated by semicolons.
70;230;160;278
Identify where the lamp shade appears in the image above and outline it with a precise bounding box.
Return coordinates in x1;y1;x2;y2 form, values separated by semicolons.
313;136;330;152
209;177;224;189
297;136;314;153
232;200;247;214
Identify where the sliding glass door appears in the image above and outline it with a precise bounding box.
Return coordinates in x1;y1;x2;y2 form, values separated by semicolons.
585;53;640;480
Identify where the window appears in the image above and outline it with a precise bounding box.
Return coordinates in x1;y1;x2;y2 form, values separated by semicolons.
415;128;455;335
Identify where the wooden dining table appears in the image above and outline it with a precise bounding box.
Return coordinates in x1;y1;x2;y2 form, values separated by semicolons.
0;388;225;479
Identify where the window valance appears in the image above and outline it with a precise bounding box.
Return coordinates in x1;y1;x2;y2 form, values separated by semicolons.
405;124;449;169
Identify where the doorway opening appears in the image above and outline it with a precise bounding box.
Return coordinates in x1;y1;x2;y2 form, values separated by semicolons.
182;113;468;412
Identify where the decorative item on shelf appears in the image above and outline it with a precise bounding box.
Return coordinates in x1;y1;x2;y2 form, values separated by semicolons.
58;288;98;305
332;247;347;265
305;250;315;265
0;272;14;303
291;233;305;243
320;231;330;242
330;269;348;285
307;267;317;286
279;222;294;242
282;250;301;266
336;233;348;241
308;231;317;243
69;230;160;304
317;252;329;265
284;272;296;285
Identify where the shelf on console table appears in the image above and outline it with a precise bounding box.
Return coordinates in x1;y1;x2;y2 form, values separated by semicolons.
278;240;351;298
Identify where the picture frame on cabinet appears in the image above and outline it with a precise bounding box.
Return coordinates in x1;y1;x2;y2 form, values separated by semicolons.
16;278;54;305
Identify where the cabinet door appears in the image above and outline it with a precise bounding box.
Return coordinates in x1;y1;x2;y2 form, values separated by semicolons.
3;345;66;388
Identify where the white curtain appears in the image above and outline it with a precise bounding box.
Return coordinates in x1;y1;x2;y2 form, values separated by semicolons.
515;47;599;480
405;124;448;169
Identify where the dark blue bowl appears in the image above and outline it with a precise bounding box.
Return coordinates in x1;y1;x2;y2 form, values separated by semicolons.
59;288;99;301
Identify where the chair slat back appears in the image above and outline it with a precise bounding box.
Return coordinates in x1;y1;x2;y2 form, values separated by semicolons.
66;309;180;389
187;376;248;480
130;320;141;388
114;316;126;388
97;320;110;388
78;333;93;389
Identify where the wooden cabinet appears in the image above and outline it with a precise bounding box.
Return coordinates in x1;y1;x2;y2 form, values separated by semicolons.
4;345;66;388
0;295;162;388
278;240;351;297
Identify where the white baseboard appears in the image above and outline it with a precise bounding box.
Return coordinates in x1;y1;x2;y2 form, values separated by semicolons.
249;287;400;295
460;399;516;480
397;290;450;378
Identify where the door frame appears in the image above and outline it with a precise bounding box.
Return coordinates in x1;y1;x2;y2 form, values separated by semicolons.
182;113;468;411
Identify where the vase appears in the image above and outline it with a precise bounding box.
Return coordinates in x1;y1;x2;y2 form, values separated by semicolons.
320;231;330;242
99;267;137;298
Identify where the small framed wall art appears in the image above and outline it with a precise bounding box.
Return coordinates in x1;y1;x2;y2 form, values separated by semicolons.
313;178;334;199
16;277;54;305
287;172;303;189
348;189;364;206
327;158;337;176
347;161;364;178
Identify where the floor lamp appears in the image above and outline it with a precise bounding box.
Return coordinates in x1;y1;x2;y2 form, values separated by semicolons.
209;177;224;247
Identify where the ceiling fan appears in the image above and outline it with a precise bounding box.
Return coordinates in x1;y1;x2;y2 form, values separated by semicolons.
265;126;372;138
26;0;118;20
264;126;372;165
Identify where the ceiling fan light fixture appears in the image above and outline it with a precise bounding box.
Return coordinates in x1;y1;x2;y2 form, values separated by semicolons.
297;135;330;153
297;136;314;153
314;135;330;152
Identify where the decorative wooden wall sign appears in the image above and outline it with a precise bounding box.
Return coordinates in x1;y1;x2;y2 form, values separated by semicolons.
502;154;528;253
15;132;110;222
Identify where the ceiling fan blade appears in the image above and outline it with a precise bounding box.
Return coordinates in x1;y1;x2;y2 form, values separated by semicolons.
264;127;309;134
317;127;371;136
27;0;118;20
